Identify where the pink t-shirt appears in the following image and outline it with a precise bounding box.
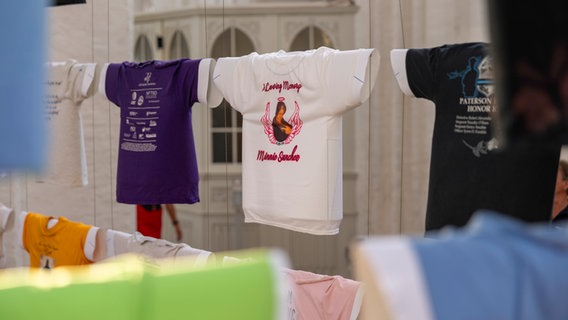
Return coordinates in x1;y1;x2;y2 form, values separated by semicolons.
285;269;364;320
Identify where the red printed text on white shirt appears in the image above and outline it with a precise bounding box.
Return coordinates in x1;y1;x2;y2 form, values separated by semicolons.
257;145;301;162
261;81;302;93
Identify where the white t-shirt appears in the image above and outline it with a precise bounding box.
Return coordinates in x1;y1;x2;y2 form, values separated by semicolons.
213;47;379;235
41;60;96;186
104;229;214;267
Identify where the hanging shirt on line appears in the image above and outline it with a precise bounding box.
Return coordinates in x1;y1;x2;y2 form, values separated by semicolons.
39;60;95;186
213;47;380;235
100;58;222;204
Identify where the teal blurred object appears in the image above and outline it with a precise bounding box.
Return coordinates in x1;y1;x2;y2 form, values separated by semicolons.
0;1;47;172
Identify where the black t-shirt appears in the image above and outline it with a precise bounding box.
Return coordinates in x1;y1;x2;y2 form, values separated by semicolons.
402;42;559;231
49;0;86;6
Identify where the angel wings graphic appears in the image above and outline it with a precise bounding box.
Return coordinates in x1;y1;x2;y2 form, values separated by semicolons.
260;97;303;145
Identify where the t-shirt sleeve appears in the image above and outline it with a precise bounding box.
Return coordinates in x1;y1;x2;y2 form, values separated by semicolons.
212;57;244;112
197;58;223;108
80;63;97;98
326;48;380;115
70;63;96;104
98;62;120;107
83;226;98;262
398;47;439;100
390;49;414;96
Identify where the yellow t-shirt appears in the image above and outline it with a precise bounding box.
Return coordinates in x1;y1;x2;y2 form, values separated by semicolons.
23;212;93;268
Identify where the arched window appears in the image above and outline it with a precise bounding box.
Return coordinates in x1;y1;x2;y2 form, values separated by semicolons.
133;34;153;62
289;25;334;51
209;28;255;164
169;30;189;59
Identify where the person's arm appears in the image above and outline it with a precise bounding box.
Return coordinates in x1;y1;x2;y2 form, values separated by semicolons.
164;204;182;241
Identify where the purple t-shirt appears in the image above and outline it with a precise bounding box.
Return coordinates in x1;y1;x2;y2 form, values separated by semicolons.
102;59;212;204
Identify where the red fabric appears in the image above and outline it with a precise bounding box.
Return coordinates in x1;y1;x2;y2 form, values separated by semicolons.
136;205;162;238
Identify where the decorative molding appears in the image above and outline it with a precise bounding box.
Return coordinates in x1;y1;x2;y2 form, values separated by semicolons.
283;19;306;45
237;20;261;47
317;20;340;46
206;20;225;40
135;4;358;23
